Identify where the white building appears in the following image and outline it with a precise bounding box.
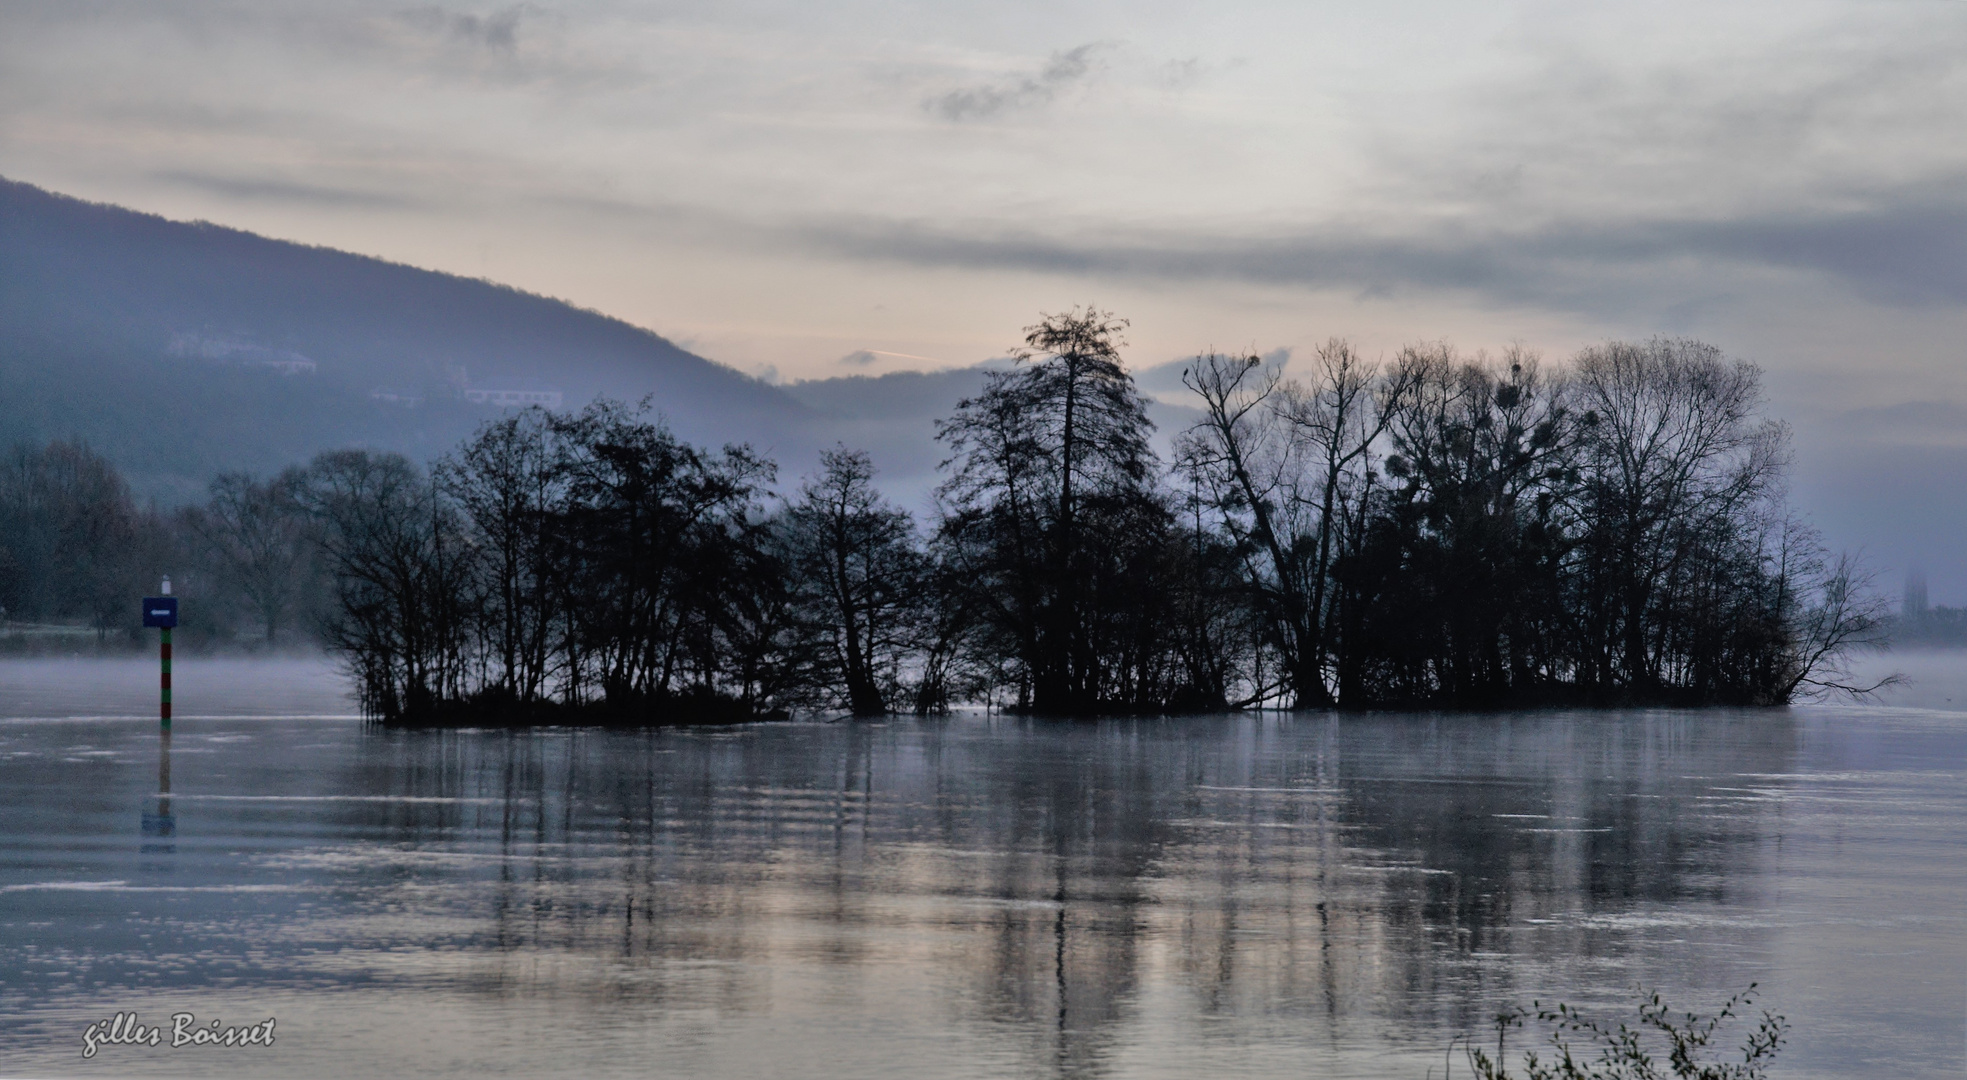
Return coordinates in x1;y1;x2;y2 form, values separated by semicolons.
370;387;424;407
168;333;316;374
464;382;564;409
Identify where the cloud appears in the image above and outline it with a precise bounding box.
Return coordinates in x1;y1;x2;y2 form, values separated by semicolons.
928;43;1106;121
397;5;527;52
1153;57;1206;91
10;0;1967;350
1823;400;1967;449
148;170;420;209
1370;5;1967;224
1696;199;1967;308
1131;356;1197;396
835;348;946;368
785;185;1967;320
1133;347;1289;397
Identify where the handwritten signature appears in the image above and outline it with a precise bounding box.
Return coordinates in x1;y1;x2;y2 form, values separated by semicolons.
82;1013;275;1058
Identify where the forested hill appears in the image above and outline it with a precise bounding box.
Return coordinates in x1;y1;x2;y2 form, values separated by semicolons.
0;177;817;501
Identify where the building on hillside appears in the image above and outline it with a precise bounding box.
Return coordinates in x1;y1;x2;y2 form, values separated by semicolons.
369;387;424;407
167;333;317;374
253;357;317;375
463;378;563;409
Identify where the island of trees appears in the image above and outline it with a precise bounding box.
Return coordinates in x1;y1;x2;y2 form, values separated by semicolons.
0;310;1887;721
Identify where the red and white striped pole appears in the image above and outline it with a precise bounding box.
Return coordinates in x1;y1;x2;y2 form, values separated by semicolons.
140;581;178;838
159;576;172;732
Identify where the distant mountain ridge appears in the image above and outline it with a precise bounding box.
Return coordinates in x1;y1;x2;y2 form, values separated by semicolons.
0;177;1200;513
0;176;821;499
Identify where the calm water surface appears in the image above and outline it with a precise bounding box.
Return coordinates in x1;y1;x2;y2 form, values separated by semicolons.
0;656;1962;1078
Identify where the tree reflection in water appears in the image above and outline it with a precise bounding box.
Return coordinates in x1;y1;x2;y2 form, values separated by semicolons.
324;711;1792;1074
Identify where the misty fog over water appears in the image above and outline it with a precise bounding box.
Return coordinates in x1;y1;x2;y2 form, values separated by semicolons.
0;656;1961;1077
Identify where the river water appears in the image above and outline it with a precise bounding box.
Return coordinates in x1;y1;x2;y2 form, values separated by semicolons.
0;655;1961;1078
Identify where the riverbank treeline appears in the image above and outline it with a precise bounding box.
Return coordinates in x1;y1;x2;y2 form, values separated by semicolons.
0;438;324;651
2;310;1885;716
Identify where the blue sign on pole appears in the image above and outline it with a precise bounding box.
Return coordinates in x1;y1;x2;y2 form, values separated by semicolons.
141;597;179;629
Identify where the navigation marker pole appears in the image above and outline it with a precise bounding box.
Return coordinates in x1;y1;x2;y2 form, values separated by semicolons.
142;579;179;732
140;579;180;847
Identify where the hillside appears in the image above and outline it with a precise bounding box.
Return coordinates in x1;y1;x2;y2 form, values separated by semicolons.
0;177;818;500
0;178;1213;512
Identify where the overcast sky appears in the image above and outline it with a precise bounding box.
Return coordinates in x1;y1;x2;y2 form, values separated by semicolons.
4;0;1966;593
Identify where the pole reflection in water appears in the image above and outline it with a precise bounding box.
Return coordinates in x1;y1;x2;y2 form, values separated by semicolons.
138;727;173;854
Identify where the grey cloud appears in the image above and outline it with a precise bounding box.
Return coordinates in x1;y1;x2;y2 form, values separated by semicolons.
1354;7;1967;285
148;170;421;209
1699;202;1967;308
1132;347;1289;395
544;174;1967;319
451;7;521;50
1154;57;1204;91
1823;400;1967;449
838;349;880;366
277;5;622;91
929;43;1105;121
788;188;1967;319
1131;356;1193;395
398;5;526;51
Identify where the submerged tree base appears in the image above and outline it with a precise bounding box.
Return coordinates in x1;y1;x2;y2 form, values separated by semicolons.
370;689;787;729
1331;683;1796;712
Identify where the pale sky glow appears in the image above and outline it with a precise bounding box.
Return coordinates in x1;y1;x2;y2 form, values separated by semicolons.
8;0;1966;370
5;0;1967;587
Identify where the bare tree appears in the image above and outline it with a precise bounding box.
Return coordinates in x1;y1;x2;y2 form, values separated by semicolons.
547;400;775;707
1367;344;1577;702
783;447;926;716
1178;339;1415;706
439;408;566;703
937;307;1167;714
1572;339;1786;695
1770;529;1898;701
184;470;314;647
0;440;149;639
303;450;476;720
